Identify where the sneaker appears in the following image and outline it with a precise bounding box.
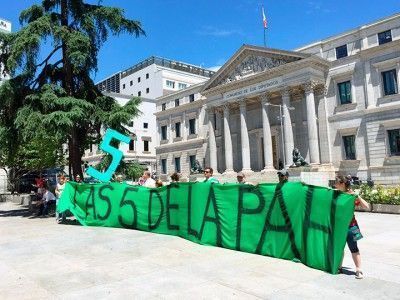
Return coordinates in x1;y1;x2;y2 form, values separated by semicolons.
355;271;364;279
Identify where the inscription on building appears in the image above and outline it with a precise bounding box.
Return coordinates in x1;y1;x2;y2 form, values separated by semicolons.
223;77;282;100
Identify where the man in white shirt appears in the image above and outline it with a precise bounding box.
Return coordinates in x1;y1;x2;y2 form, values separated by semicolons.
37;185;56;216
141;171;156;188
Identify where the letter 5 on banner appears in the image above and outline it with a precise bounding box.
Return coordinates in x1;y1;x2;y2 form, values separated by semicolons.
86;129;130;182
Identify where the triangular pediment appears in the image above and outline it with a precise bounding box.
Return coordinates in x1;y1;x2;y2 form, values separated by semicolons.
203;45;310;91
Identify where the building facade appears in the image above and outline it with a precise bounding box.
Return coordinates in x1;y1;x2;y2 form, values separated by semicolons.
155;84;207;180
156;13;400;185
83;93;158;172
96;56;215;98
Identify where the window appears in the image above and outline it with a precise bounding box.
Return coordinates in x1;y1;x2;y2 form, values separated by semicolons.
388;129;400;156
143;122;148;129
382;69;398;96
378;30;392;45
123;84;126;89
214;113;217;130
130;80;133;86
189;118;196;135
162;103;166;111
166;80;175;88
189;155;196;170
337;81;352;104
189;94;195;102
175;122;181;138
175;99;180;107
146;73;149;79
138;77;141;83
175;157;181;173
335;45;348;59
138;91;141;97
161;159;167;174
129;140;134;151
128;121;134;127
178;83;187;89
161;125;167;140
343;135;356;160
146;87;150;94
143;140;149;152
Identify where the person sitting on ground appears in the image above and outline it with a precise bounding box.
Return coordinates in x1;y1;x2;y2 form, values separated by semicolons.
170;172;180;182
335;175;370;279
36;184;56;217
203;167;219;184
141;171;156;188
277;169;289;184
155;179;163;188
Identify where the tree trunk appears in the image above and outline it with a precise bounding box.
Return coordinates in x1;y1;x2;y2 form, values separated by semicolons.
70;127;83;178
61;0;82;178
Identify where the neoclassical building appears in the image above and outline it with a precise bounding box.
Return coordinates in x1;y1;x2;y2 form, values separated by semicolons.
156;13;400;185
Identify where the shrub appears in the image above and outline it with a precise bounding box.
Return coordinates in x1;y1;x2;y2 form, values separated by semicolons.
357;184;400;205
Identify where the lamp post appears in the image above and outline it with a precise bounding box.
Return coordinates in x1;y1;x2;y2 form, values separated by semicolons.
266;102;295;168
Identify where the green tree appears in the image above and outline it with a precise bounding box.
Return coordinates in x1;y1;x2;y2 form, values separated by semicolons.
0;0;145;179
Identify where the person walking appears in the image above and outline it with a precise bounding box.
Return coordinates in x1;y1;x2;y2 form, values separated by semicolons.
335;175;370;279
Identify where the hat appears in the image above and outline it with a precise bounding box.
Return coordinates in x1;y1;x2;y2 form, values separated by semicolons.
277;169;289;176
236;172;245;177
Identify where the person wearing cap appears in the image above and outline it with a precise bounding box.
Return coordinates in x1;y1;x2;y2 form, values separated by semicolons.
277;169;289;184
203;167;219;184
74;174;82;184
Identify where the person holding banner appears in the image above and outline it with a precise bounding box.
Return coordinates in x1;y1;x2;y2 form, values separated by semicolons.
335;175;370;279
141;171;156;188
203;167;219;184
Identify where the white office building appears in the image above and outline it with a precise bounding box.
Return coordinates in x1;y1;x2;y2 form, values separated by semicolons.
83;93;158;172
155;13;400;185
96;56;215;98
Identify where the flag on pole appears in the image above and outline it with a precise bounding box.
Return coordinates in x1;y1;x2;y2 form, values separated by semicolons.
262;6;268;29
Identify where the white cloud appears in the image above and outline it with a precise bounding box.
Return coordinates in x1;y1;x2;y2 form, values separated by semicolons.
195;26;244;37
208;66;222;72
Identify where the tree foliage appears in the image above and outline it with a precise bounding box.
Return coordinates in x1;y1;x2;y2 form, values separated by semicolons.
0;0;145;180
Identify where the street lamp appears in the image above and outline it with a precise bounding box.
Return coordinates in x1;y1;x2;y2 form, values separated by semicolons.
266;103;295;168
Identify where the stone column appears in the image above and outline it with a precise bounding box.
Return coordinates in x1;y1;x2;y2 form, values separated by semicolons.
260;94;275;171
239;99;252;172
207;108;218;172
223;104;234;173
304;82;321;164
182;111;187;141
282;89;294;168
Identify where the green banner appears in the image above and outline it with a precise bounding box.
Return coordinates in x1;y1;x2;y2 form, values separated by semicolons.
58;181;355;274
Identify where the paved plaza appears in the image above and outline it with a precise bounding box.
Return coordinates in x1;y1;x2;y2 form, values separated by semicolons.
0;201;399;299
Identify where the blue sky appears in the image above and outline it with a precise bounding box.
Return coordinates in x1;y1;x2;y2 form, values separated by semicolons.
2;0;400;81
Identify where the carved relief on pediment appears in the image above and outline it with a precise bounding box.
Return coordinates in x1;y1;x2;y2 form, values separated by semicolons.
219;55;292;85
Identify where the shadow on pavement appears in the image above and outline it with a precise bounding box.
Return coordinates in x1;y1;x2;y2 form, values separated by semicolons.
340;267;356;276
0;207;32;218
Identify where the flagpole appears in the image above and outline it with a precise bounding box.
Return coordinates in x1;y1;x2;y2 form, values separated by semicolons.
264;27;266;47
